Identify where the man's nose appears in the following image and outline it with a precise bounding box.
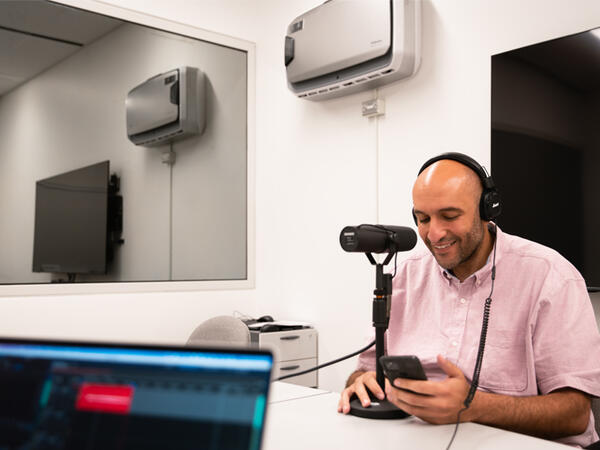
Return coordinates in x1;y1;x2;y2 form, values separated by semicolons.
427;218;447;243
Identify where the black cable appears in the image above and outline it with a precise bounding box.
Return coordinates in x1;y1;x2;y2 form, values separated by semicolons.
464;296;492;406
464;227;497;407
445;408;467;450
275;339;376;381
445;224;497;450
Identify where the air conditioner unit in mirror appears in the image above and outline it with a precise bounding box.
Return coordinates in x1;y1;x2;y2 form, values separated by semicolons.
285;0;421;101
126;66;205;146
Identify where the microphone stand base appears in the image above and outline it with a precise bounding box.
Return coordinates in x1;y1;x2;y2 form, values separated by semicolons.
348;397;410;420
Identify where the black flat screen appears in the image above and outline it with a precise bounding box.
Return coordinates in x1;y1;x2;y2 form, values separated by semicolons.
491;27;600;289
32;161;109;274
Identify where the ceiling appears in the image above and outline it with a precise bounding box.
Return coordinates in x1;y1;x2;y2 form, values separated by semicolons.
502;27;600;93
0;0;122;97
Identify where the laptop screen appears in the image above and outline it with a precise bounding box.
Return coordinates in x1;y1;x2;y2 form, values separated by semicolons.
0;338;273;450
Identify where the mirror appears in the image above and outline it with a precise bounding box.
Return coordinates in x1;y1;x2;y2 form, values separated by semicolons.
0;0;253;290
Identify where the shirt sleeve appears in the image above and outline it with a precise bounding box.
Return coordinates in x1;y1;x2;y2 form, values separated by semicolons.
532;276;600;396
356;329;388;373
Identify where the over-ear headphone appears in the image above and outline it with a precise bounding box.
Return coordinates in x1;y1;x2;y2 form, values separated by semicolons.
412;152;501;224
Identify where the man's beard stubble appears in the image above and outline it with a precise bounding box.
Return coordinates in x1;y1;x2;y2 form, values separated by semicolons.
427;215;485;272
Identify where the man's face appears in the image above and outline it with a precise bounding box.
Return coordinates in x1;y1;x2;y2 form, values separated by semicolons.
412;163;486;276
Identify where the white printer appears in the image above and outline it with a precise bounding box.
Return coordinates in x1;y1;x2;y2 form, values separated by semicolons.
248;321;318;387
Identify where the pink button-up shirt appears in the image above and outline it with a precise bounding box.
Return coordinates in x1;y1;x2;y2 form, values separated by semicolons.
357;226;600;447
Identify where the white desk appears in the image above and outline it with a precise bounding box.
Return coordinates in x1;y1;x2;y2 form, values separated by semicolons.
263;382;569;450
268;380;329;403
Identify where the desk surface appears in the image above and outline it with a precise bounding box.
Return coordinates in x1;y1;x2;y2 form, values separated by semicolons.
268;380;329;403
264;382;569;450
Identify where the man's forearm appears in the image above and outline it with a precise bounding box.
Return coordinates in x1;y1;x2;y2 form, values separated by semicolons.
467;388;591;440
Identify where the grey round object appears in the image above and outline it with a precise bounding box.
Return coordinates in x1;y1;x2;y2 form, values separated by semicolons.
186;315;250;347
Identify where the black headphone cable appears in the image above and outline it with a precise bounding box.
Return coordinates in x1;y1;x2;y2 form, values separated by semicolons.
445;224;497;450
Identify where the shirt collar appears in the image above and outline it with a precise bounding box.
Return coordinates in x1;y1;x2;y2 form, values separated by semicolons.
438;223;504;285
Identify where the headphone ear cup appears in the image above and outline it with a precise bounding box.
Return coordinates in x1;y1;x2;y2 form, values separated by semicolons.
412;208;418;226
480;190;502;221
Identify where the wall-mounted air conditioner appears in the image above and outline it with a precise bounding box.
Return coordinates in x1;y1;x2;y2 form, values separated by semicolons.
285;0;421;101
126;66;205;146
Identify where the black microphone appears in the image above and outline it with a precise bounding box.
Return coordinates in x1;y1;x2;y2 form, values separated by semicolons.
339;224;417;253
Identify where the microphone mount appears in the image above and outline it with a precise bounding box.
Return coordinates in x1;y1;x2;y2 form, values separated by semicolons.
349;249;410;420
340;223;416;419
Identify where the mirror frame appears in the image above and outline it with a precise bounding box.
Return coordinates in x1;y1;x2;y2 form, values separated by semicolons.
0;0;256;296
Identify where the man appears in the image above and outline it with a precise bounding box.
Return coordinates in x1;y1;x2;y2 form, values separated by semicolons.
337;153;600;447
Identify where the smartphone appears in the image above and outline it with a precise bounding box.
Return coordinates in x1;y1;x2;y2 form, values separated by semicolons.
379;355;428;385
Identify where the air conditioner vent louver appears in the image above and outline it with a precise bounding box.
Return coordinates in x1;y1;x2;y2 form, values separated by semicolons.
285;0;421;101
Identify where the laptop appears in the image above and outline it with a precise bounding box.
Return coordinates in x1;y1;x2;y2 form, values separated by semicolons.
0;338;273;450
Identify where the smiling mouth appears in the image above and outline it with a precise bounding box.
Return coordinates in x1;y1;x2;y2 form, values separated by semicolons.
432;241;456;250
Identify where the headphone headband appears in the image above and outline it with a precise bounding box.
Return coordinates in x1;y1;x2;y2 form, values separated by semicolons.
414;152;501;222
418;152;489;181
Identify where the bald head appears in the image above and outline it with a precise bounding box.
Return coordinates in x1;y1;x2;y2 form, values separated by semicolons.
413;160;482;213
412;159;492;281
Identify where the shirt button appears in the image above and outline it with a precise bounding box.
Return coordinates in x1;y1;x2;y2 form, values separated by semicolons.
452;341;458;347
460;298;466;304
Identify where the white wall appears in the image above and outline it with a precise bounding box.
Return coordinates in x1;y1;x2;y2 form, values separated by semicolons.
0;0;599;392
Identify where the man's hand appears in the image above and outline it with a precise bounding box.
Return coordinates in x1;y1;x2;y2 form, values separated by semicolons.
385;354;472;424
337;371;384;414
384;354;591;439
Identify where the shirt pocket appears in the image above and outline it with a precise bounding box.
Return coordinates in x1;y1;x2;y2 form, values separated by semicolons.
471;329;529;394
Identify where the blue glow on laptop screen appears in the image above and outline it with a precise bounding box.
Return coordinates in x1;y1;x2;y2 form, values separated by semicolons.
0;342;273;450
